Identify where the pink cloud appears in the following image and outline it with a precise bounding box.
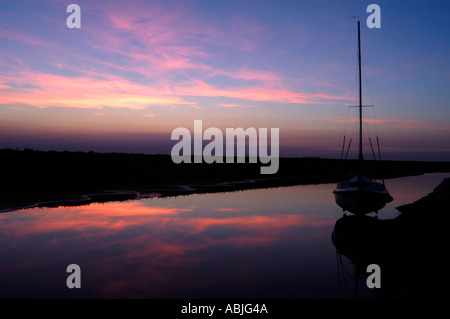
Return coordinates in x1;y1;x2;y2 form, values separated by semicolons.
169;79;347;104
0;72;196;110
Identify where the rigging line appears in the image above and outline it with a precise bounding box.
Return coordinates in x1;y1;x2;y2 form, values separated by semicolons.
345;138;352;159
360;70;374;150
340;136;346;160
362;63;380;138
335;249;343;292
376;136;386;185
343;94;351;138
342;67;358;160
346;109;355;158
344;54;359;140
353;104;359;157
340;254;357;279
341;105;351;160
337;252;349;293
362;64;375;106
340;99;351;161
369;137;377;160
343;39;362;160
363;109;374;150
347;41;360;158
376;136;382;161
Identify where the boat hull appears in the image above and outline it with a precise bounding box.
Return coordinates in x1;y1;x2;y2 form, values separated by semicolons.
333;188;392;215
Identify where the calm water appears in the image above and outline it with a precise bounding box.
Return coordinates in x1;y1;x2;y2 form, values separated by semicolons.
0;172;448;299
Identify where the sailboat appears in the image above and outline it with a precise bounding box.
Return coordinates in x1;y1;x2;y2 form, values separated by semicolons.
333;20;393;215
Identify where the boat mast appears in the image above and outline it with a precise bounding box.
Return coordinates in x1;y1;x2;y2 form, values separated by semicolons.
357;20;363;179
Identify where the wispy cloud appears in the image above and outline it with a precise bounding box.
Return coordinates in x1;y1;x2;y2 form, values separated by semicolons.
216;103;254;108
0;27;42;46
0;1;353;114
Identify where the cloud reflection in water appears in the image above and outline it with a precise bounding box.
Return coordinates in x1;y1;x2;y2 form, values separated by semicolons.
0;185;338;298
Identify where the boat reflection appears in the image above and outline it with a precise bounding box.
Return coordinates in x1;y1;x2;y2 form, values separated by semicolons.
331;214;388;298
331;177;450;299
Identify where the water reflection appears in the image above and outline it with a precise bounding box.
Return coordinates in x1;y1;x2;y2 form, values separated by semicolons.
1;173;449;299
332;175;450;299
0;185;339;298
332;214;389;299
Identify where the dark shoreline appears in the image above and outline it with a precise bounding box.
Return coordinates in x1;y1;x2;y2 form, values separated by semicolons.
1;148;450;212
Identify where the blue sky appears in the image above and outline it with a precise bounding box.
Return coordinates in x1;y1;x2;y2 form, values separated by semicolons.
0;0;449;160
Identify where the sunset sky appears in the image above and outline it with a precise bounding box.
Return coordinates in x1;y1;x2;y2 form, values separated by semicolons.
1;0;449;160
